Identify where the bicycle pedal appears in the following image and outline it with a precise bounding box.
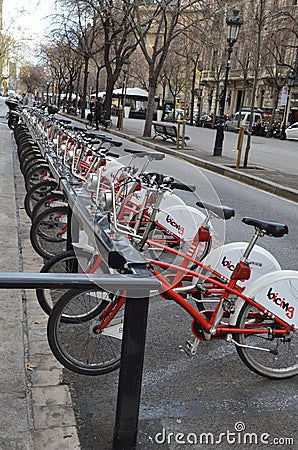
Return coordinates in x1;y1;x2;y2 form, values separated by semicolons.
183;339;200;357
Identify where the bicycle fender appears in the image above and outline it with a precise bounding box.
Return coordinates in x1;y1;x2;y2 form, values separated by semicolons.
230;270;298;328
156;198;207;241
201;242;281;284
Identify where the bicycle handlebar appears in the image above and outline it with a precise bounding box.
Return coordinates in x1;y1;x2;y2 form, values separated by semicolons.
142;172;196;192
171;181;196;192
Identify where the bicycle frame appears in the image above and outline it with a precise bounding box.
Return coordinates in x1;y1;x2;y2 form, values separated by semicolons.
89;254;292;342
78;218;293;341
151;262;292;337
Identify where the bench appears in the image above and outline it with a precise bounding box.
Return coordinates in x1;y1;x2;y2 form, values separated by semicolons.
153;122;190;146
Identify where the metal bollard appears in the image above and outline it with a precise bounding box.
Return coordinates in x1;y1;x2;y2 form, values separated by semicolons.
112;294;150;450
117;108;124;130
236;125;245;168
181;119;186;151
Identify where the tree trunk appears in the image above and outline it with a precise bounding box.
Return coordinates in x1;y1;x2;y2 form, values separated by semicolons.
243;72;258;167
95;66;100;98
266;88;280;138
104;76;115;119
143;73;158;137
81;56;89;119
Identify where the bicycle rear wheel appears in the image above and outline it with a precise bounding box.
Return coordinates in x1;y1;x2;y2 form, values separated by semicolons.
235;302;298;379
47;288;124;375
86;120;94;130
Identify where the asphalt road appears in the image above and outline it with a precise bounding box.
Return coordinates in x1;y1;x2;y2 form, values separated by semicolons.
60;132;298;449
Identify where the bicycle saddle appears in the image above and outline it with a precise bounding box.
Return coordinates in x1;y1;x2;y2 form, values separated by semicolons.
196;201;235;220
124;148;165;160
242;217;288;237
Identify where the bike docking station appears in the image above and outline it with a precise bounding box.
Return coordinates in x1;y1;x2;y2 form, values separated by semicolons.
3;109;161;450
7;107;298;449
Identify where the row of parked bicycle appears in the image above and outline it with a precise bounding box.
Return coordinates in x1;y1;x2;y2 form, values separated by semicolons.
10;104;298;380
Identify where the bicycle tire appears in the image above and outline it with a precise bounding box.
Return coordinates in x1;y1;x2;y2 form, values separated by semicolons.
31;192;66;222
102;120;112;129
24;180;58;218
25;163;52;191
20;152;43;174
23;158;47;178
47;288;124;375
86;121;93;130
36;249;109;319
19;147;41;163
235;295;298;379
30;206;69;259
8;116;18;130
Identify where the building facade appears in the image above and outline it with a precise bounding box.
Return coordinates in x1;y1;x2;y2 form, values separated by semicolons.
198;1;298;124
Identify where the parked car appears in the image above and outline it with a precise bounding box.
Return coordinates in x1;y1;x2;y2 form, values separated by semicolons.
225;110;263;132
195;114;220;128
285;122;298;141
196;114;211;127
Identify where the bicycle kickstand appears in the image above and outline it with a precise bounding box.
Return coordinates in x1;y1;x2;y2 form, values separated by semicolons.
181;338;200;357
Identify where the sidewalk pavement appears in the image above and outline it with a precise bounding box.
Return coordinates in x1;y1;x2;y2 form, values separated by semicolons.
0;112;297;450
0;121;80;450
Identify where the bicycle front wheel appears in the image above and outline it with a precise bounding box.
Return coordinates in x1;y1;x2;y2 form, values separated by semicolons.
47;288;125;375
30;206;69;259
31;192;66;222
235;302;298;379
25;164;52;191
24;180;58;218
36;250;109;319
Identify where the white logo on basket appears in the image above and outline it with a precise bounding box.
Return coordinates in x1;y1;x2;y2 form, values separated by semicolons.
165;214;184;236
267;287;295;320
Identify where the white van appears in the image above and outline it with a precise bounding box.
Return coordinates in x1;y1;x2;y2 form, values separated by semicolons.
225;110;263;132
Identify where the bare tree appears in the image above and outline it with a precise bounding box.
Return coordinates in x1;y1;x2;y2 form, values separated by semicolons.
163;47;189;119
78;0;139;119
243;0;298;166
126;0;217;137
19;64;49;94
53;0;104;117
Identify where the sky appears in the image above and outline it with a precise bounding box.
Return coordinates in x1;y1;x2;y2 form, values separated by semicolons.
3;0;57;60
3;0;56;36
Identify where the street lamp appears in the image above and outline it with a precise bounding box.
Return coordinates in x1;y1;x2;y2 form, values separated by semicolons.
213;10;242;156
